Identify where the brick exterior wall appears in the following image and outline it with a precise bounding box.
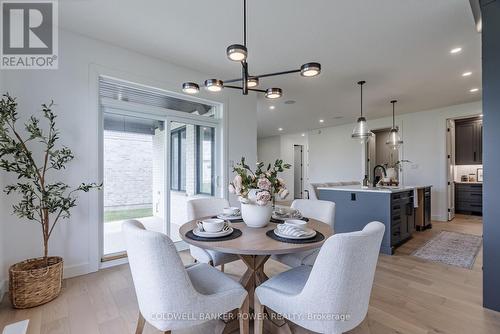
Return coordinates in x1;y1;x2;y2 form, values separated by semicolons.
103;130;153;208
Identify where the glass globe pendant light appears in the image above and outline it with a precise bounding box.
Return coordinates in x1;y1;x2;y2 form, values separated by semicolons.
386;100;403;150
351;81;373;142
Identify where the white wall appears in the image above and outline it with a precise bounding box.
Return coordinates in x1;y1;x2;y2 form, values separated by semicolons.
308;101;482;221
257;136;281;167
0;156;5;296
0;70;6;295
257;133;308;200
0;30;257;283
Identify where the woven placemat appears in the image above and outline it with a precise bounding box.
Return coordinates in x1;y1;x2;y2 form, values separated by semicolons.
185;228;242;242
270;217;309;224
265;229;324;244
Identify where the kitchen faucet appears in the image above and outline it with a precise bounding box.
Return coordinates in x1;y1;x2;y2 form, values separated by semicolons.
373;165;387;187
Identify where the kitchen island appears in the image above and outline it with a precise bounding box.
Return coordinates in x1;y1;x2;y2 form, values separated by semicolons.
319;185;432;255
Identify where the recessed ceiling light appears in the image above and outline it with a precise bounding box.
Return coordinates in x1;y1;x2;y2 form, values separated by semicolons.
462;71;472;77
470;88;479;93
301;133;305;137
450;47;462;54
319;119;324;123
278;127;283;131
269;105;275;110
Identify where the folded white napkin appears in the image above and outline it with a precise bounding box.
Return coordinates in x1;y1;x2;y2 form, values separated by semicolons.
277;224;312;237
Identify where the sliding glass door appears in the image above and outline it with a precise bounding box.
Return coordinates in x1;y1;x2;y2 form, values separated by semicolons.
103;113;166;256
99;76;222;259
167;121;217;242
197;126;216;195
171;126;187;192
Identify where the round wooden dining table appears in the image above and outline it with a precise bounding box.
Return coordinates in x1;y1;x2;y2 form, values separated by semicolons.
179;218;333;332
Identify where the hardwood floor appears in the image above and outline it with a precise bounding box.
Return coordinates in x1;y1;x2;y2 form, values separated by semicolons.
2;215;499;334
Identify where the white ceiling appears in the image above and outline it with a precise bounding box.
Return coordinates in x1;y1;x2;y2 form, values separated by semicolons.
59;0;481;138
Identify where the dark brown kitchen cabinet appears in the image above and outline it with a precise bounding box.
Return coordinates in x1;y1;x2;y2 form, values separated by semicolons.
455;183;482;214
455;117;483;165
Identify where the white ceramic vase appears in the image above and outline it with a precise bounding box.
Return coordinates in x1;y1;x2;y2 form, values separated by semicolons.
241;189;273;228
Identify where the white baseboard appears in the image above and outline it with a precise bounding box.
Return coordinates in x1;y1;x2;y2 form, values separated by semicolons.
100;257;128;269
432;214;448;222
0;279;7;301
63;262;96;279
0;263;96;300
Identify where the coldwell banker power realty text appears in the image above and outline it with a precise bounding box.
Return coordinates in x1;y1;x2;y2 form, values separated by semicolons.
1;0;58;69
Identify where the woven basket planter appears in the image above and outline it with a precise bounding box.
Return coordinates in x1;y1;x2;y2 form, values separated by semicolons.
9;256;63;309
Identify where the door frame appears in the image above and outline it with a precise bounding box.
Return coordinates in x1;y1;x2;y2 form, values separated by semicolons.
293;145;304;199
93;70;225;269
446;118;456;220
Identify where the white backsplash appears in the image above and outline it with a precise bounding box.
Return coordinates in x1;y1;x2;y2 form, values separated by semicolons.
454;164;483;182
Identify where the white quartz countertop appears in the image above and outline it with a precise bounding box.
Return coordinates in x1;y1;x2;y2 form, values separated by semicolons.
318;185;432;194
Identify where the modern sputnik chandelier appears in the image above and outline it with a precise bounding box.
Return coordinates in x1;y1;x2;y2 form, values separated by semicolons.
182;0;321;99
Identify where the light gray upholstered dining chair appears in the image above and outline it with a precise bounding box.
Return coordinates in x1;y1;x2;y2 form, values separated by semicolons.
123;220;249;334
272;199;336;267
255;221;385;334
187;197;240;271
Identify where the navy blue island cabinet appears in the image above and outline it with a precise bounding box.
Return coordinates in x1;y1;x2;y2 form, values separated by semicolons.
319;188;416;255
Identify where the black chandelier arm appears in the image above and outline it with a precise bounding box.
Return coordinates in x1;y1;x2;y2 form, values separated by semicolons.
223;85;244;90
253;68;301;79
222;67;302;83
248;88;267;93
223;85;266;93
222;78;245;84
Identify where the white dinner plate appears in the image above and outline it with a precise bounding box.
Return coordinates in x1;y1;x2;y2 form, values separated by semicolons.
193;227;233;238
273;228;316;240
216;214;242;220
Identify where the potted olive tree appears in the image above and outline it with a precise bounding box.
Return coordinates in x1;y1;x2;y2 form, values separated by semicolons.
0;94;100;308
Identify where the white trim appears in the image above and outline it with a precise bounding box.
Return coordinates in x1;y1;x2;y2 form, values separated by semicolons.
0;279;7;300
92;65;227;266
63;262;95;279
98;241;189;270
432;214;448;222
100;257;129;269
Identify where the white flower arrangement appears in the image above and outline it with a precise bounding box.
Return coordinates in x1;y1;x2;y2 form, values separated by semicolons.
228;157;291;206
